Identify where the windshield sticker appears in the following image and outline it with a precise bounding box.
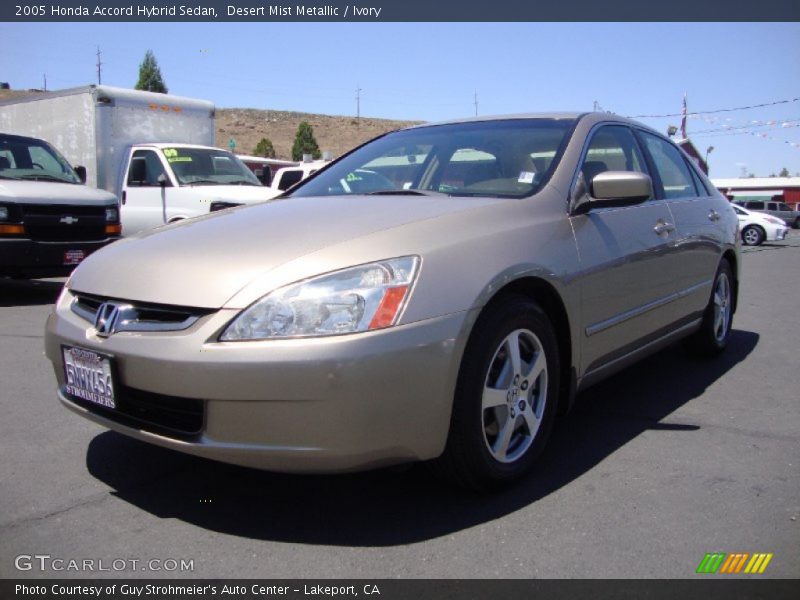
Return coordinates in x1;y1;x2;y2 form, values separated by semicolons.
167;157;193;163
518;171;535;184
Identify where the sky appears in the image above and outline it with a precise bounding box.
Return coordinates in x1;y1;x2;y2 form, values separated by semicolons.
1;21;798;179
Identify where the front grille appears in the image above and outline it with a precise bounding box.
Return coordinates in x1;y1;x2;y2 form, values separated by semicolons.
71;292;211;333
67;384;205;439
22;204;109;242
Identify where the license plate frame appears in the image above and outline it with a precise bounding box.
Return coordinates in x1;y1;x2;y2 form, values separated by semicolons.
63;249;86;266
62;345;116;409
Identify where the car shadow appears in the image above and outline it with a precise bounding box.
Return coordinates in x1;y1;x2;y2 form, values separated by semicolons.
0;278;65;307
86;330;758;546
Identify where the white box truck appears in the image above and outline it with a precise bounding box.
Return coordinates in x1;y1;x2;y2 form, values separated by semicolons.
0;85;273;236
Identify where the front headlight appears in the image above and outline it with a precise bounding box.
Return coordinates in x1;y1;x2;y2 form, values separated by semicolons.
105;207;119;222
220;256;420;340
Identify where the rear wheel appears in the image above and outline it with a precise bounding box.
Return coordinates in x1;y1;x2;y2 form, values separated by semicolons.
432;295;559;489
686;260;734;356
741;225;764;246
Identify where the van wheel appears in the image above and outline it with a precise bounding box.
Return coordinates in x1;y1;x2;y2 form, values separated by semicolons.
686;260;734;356
741;225;764;246
431;295;559;490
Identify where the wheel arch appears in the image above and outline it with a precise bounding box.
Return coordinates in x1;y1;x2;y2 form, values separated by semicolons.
472;276;577;415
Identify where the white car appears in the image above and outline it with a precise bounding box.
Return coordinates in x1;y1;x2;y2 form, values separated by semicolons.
732;204;788;246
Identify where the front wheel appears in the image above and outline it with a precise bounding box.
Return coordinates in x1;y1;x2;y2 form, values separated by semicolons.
741;225;765;246
432;295;559;489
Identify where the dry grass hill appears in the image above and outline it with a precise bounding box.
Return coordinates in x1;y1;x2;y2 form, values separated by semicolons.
0;88;420;161
218;108;420;161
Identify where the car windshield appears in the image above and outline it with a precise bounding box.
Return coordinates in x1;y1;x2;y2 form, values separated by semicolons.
162;147;262;186
0;135;81;184
288;118;575;199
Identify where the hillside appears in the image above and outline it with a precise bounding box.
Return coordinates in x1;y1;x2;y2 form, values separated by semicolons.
218;108;420;161
0;88;420;160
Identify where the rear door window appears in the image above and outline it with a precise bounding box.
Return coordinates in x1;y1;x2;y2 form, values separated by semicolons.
638;132;698;200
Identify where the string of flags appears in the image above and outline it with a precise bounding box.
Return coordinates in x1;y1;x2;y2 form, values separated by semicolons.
689;114;800;148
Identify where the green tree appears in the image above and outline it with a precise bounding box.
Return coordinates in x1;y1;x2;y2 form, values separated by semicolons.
135;50;168;94
291;121;321;161
779;167;789;177
253;137;276;158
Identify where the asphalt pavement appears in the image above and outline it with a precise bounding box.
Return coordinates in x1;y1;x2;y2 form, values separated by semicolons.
1;232;798;579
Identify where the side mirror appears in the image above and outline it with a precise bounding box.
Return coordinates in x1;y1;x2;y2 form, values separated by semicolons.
74;165;87;184
572;171;652;215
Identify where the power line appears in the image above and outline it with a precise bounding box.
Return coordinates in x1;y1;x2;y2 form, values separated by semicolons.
628;97;800;119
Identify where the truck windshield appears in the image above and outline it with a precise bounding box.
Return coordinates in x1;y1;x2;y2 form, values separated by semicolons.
288;118;575;199
0;134;82;184
162;147;262;186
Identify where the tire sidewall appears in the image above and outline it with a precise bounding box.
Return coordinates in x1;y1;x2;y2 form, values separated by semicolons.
453;296;560;485
742;225;764;246
706;261;734;352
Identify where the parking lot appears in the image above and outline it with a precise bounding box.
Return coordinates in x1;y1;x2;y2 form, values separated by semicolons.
1;231;798;579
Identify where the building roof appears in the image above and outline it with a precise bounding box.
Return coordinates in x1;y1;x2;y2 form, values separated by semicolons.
712;177;800;189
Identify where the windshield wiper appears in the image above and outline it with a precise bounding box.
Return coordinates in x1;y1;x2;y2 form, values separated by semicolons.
0;174;22;180
183;179;222;186
367;189;448;197
224;180;260;186
18;174;73;183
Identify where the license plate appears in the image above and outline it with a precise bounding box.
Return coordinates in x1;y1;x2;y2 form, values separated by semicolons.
64;249;86;266
62;346;115;409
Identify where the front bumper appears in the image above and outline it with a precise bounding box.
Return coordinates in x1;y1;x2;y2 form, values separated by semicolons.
45;289;473;472
770;226;789;241
0;237;118;278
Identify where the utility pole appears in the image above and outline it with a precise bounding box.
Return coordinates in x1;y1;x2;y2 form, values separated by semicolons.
43;74;47;92
593;100;599;111
96;46;102;85
474;91;478;116
355;85;362;123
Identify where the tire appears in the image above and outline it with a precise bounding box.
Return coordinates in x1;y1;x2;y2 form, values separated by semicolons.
431;295;560;490
741;225;765;246
794;217;800;230
685;260;734;356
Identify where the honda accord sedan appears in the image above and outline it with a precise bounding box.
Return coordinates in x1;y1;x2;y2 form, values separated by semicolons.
45;113;740;489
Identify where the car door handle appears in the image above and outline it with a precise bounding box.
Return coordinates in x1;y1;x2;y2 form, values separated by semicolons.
653;221;675;235
708;210;720;222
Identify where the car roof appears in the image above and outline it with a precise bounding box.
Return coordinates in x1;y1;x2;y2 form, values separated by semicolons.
399;112;659;136
0;132;51;144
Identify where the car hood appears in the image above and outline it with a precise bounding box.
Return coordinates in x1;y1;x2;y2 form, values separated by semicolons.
0;180;117;204
188;184;276;204
68;194;505;308
740;211;779;226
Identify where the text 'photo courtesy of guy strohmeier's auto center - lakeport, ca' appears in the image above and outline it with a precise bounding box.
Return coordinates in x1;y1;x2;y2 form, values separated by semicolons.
0;2;799;597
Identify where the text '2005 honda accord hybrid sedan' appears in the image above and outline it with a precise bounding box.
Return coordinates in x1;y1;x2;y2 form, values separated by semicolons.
45;113;740;489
